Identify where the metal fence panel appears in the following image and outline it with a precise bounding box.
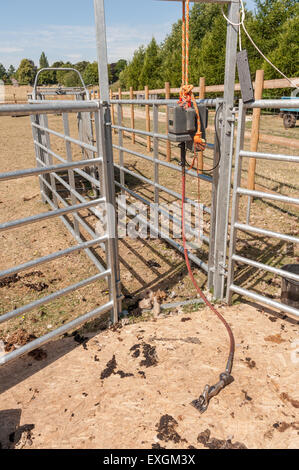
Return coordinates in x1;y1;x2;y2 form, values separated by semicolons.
227;99;299;319
0;99;121;366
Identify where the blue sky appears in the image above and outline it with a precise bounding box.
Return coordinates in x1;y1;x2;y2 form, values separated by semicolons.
0;0;256;69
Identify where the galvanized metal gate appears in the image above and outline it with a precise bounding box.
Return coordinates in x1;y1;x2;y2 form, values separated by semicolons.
1;0;264;367
110;96;235;302
0;99;121;366
227;99;299;319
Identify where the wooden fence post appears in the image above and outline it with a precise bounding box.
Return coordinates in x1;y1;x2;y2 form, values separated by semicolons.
110;89;115;134
145;85;151;151
247;69;264;190
118;87;123;121
130;86;135;144
199;77;205;100
165;82;171;162
198;77;206;174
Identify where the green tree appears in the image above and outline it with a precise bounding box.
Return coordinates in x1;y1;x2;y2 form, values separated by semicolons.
55;63;79;87
110;60;127;83
38;52;54;85
39;51;49;69
75;61;90;85
83;62;99;85
0;63;6;81
50;61;64;84
263;15;299;79
189;4;221;84
121;46;145;89
75;61;89;75
7;65;16;77
197;13;227;85
16;59;37;85
139;38;162;88
114;59;127;82
160;22;182;87
109;0;299;91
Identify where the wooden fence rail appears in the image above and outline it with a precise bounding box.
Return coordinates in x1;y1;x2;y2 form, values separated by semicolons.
110;76;299;98
1;76;298;177
106;75;299;165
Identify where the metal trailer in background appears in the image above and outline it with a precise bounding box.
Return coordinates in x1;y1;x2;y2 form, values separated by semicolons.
227;99;299;319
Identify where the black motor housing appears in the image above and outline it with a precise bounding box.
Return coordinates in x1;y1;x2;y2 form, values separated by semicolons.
168;104;208;150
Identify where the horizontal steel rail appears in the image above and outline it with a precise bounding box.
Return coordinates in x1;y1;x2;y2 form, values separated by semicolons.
114;162;210;210
112;124;216;150
0;101;98;117
0;198;105;232
112;124;168;141
40;169;100;221
115;178;211;217
110;98;219;106
34;140;101;188
0;301;114;366
42;190;106;274
230;284;299;318
232;254;299;283
235;222;299;244
0;236;108;281
227;99;299;317
0;158;101;182
113;144;213;183
248;99;299;109
115;180;209;245
112;128;214;151
119;197;208;272
0;270;110;325
41;179;99;239
237;187;299;205
32;122;98;154
239;150;299;163
34;90;86;96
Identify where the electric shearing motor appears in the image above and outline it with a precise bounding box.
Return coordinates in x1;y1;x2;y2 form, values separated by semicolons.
168;104;208;150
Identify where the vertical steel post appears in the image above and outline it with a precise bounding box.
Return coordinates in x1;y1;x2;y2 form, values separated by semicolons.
153;104;159;205
40;113;58;207
94;0;109;103
208;99;222;290
220;108;236;298
94;0;122;321
226;100;246;304
152;104;160;235
63;113;80;236
97;106;122;323
30;113;52;203
117;103;125;196
212;1;239;299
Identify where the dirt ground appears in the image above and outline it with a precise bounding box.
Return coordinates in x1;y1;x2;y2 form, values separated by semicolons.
0;110;298;449
0;303;298;449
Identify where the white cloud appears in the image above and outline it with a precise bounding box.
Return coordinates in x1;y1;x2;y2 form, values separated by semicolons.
0;47;24;53
65;54;83;61
0;21;174;68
